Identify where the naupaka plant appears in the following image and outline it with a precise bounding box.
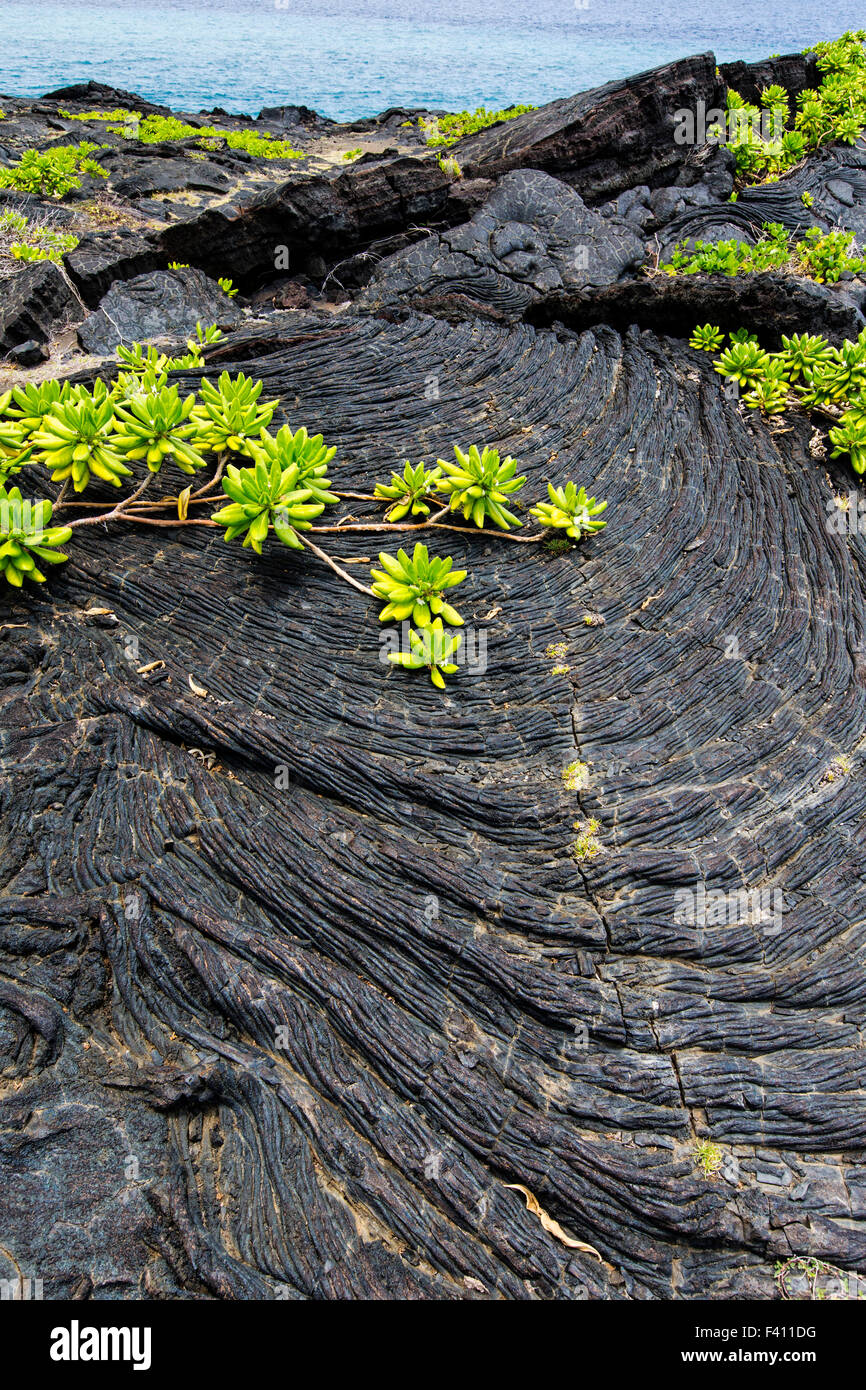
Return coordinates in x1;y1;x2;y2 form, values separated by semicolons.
371;544;466;627
694;320;866;474
530;483;608;540
212;458;325;553
0;347;609;691
436;444;525;529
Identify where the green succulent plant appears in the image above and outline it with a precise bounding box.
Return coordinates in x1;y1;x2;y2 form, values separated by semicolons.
374;460;443;520
529;482;608;540
3;379;72;432
113;366;170;402
714;341;772;388
436;444;525;529
388;618;462;688
31;393;132;491
743;378;789;414
779;332;834;381
110;113;304;160
0;420;28;478
112;385;208;473
115;342;171;376
191;372;279;457
0;486;71;586
760;84;788;108
252;424;338;505
829;409;866;474
0;142;107;197
419;104;536;148
689;324;725;352
370;543;465;626
212;458;324;552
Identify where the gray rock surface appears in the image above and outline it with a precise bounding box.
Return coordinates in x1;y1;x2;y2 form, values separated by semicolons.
0;261;82;358
77;266;242;354
360;169;645;320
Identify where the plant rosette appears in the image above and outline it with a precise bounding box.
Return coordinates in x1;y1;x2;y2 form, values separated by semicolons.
436;444;526;529
212;458;325;552
0;486;72;586
375;460;443;521
252;424;339;505
529;482;608;540
388;617;463;688
113;385;208;474
371;543;466;626
31;394;132;492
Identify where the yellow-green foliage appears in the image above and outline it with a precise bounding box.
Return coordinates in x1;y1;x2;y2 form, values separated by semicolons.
694;1141;724;1177
562;761;589;792
726;30;866;184
110;113;304;159
419;103;536;147
664;222;866;284
0;209;78;264
0;143;107;197
572;818;602;860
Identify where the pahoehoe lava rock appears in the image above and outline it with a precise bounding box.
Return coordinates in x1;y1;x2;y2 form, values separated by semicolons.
524;272;866;345
454;55;726;202
77;266;242;355
2;312;866;1299
0;260;83;357
360;168;646;321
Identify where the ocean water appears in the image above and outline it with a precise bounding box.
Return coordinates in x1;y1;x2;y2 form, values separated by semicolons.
1;0;863;121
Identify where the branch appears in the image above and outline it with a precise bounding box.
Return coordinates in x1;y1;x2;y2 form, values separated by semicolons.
67;472;154;529
189;452;228;499
299;533;375;596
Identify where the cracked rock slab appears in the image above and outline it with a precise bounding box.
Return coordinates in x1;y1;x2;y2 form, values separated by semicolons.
360;169;645;321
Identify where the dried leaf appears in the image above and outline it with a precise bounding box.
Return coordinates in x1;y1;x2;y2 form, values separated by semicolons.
136;660;165;675
504;1184;602;1258
188;673;209;698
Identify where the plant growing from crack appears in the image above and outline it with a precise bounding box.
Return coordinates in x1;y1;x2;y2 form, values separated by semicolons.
571;818;602;860
693;1141;724;1177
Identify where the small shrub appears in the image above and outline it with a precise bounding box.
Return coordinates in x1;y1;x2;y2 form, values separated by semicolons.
436;444;525;529
419;104;536;147
0;143;108;197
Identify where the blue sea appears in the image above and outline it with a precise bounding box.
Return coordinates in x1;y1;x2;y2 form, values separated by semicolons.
1;0;863;120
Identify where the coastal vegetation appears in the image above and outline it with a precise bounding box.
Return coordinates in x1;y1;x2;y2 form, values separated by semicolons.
663;223;866;284
692;322;866;471
0;208;79;264
0;345;607;687
418;102;536;147
0;141;107;197
725;29;866;184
